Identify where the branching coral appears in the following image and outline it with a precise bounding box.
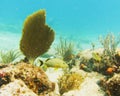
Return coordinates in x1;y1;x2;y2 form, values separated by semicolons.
20;10;55;63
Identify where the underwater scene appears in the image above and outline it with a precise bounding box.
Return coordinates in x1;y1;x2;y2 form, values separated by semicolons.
0;0;120;96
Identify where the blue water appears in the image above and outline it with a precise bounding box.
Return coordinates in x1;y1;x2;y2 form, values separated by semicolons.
0;0;120;50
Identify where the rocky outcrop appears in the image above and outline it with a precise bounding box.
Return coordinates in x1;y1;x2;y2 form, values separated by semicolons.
0;63;55;96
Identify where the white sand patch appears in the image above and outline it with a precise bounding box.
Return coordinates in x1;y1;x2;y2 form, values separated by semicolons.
46;68;64;82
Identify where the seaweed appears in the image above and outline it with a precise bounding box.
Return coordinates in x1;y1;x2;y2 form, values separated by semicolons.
99;33;120;60
58;72;84;95
98;33;120;72
0;50;21;64
55;37;74;62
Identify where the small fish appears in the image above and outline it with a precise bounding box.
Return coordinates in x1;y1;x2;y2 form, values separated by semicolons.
38;58;68;71
45;58;68;68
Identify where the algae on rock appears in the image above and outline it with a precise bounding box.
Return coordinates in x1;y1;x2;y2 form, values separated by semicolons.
58;72;84;95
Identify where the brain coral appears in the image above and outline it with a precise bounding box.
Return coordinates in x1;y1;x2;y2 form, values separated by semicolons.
20;10;55;60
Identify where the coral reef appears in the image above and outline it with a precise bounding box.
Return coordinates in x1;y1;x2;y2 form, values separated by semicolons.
98;73;120;96
79;33;120;75
0;63;55;95
98;33;120;69
20;10;55;62
106;73;120;96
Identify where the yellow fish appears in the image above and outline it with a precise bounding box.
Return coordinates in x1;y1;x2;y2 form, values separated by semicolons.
44;58;68;68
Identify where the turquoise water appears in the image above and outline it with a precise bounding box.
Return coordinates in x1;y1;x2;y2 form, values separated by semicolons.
0;0;120;50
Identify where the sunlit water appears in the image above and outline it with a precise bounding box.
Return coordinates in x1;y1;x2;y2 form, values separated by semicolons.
0;0;120;51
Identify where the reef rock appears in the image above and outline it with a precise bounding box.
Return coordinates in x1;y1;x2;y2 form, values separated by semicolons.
106;73;120;96
0;63;55;96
